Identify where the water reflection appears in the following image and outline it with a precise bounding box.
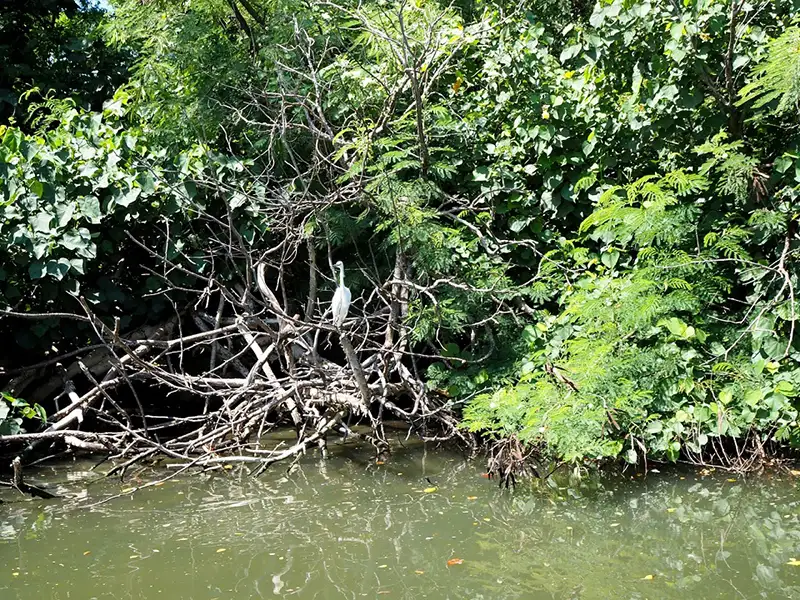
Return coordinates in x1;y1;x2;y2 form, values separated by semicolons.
1;441;800;599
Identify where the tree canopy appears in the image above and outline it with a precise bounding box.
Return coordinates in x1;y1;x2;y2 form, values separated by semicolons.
1;0;799;474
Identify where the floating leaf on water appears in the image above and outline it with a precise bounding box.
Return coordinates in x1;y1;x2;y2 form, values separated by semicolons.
666;508;676;513
378;564;388;568
467;496;477;500
447;558;464;566
483;518;491;522
642;574;654;580
787;559;800;566
375;461;385;465
791;470;800;476
83;551;91;556
216;548;226;553
727;478;737;482
12;572;19;577
129;555;139;559
414;570;425;574
423;487;437;493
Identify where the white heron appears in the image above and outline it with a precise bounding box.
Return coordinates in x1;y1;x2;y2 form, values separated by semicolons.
331;260;351;328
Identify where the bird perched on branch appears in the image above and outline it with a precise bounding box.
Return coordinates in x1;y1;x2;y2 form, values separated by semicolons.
331;260;351;328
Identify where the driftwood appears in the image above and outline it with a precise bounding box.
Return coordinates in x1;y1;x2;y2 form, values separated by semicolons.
0;251;465;478
6;456;58;499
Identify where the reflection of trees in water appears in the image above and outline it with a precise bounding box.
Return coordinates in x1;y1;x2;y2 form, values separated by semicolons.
2;456;800;599
468;473;800;599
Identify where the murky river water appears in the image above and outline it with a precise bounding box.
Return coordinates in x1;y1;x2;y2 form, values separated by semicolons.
2;433;800;599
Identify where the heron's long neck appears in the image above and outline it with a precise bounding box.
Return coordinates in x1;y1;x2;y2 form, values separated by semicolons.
337;264;345;287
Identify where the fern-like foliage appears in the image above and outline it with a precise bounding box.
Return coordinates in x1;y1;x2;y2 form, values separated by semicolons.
739;25;800;116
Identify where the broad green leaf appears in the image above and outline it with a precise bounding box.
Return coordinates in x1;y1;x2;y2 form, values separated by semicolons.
28;262;45;280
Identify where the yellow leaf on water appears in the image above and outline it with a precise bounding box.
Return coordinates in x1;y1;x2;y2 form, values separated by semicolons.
12;572;19;577
83;551;91;556
423;487;437;493
483;518;490;522
223;465;233;470
787;558;800;566
414;570;424;574
129;555;139;559
121;487;135;494
642;574;654;580
790;470;800;476
375;461;385;465
727;478;736;482
216;548;226;553
378;564;388;569
666;508;676;513
467;496;477;500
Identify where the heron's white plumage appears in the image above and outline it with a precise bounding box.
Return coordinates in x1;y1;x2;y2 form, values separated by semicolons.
332;261;350;327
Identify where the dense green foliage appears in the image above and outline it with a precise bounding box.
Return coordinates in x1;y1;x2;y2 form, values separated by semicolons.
0;0;129;127
1;0;799;469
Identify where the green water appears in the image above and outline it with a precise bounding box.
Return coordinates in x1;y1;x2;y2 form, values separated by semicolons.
2;435;800;599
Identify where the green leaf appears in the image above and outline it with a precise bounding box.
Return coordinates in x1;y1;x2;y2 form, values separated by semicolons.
60;230;85;251
33;212;53;233
30;180;44;198
55;203;75;228
775;156;792;173
744;389;763;407
559;44;582;63
600;250;620;269
183;180;197;199
662;317;687;337
46;258;71;281
472;166;490;182
137;171;156;194
28;262;45;279
719;389;733;405
116;186;141;208
79;196;102;223
69;258;85;275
